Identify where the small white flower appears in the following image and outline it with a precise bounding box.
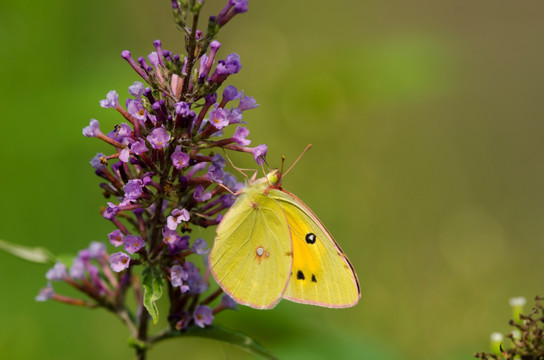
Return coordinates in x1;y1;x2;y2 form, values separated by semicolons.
509;297;526;307
490;332;503;342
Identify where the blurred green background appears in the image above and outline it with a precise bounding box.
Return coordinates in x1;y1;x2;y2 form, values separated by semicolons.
1;0;544;359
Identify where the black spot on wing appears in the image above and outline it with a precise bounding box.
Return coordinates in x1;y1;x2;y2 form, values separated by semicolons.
311;274;317;283
305;233;316;244
296;270;305;280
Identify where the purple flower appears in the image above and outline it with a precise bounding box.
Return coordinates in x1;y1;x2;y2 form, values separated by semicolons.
191;238;209;255
147;127;170;149
90;153;107;170
175;312;192;332
222;85;242;102
234;0;249;12
163;228;189;254
208;106;230;130
123;179;144;201
171;145;190;169
204;92;218;106
112;160;123;173
199;41;221;80
121;149;134;164
210;53;242;84
36;283;54;302
122;50;150;81
89;242;106;259
108;123;132;142
46;262;67;281
170;265;190;292
87;265;105;294
83;119;101;137
250;144;267;165
210;40;221;51
127;100;146;122
119;148;130;162
100;90;119;108
108;229;124;247
218;194;236;208
227;108;244;124
103;202;120;220
216;53;242;75
128;81;144;97
130;138;149;155
193;185;212;202
124;235;145;254
174;102;195;117
184;262;208;294
78;249;91;263
146;113;158;126
232;126;251;145
110;252;130;272
69;258;86;279
167;208;190;230
238;94;259;111
162;228;180;247
148;51;159;67
193;305;214;328
217;0;249;26
198;54;210;78
223;172;244;192
207;153;226;183
142;172;155;186
220;294;238;310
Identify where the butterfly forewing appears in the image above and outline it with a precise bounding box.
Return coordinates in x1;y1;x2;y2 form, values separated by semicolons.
210;183;293;309
269;189;361;308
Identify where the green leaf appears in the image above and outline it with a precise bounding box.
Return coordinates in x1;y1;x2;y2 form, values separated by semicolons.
142;266;163;325
185;325;277;360
0;239;55;264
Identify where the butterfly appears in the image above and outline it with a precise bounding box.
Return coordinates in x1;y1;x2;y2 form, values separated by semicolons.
209;163;361;309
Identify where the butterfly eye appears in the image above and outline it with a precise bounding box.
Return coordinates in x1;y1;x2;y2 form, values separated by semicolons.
266;170;279;185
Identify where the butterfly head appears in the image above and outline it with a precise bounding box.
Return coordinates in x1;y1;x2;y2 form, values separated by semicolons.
266;169;283;188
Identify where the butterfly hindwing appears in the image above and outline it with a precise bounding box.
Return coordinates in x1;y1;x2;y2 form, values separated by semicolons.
209;182;293;309
269;189;361;308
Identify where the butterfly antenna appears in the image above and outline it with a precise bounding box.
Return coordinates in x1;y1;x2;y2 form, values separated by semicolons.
283;144;312;177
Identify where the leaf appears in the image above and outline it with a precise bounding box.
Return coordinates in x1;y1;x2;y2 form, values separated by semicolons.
142;266;163;325
185;325;277;360
0;239;55;264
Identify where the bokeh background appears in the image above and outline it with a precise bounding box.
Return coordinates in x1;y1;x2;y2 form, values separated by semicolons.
1;0;544;359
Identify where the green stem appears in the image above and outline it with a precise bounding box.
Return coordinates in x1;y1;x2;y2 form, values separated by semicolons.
181;11;200;100
135;304;149;360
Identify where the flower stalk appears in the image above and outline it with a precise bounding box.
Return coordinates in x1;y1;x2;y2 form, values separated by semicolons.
34;1;271;359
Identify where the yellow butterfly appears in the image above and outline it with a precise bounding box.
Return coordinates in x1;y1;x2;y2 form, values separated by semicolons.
209;163;361;309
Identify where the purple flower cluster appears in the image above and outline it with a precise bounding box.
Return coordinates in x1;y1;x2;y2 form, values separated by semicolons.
82;33;267;283
38;0;256;337
37;242;117;306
